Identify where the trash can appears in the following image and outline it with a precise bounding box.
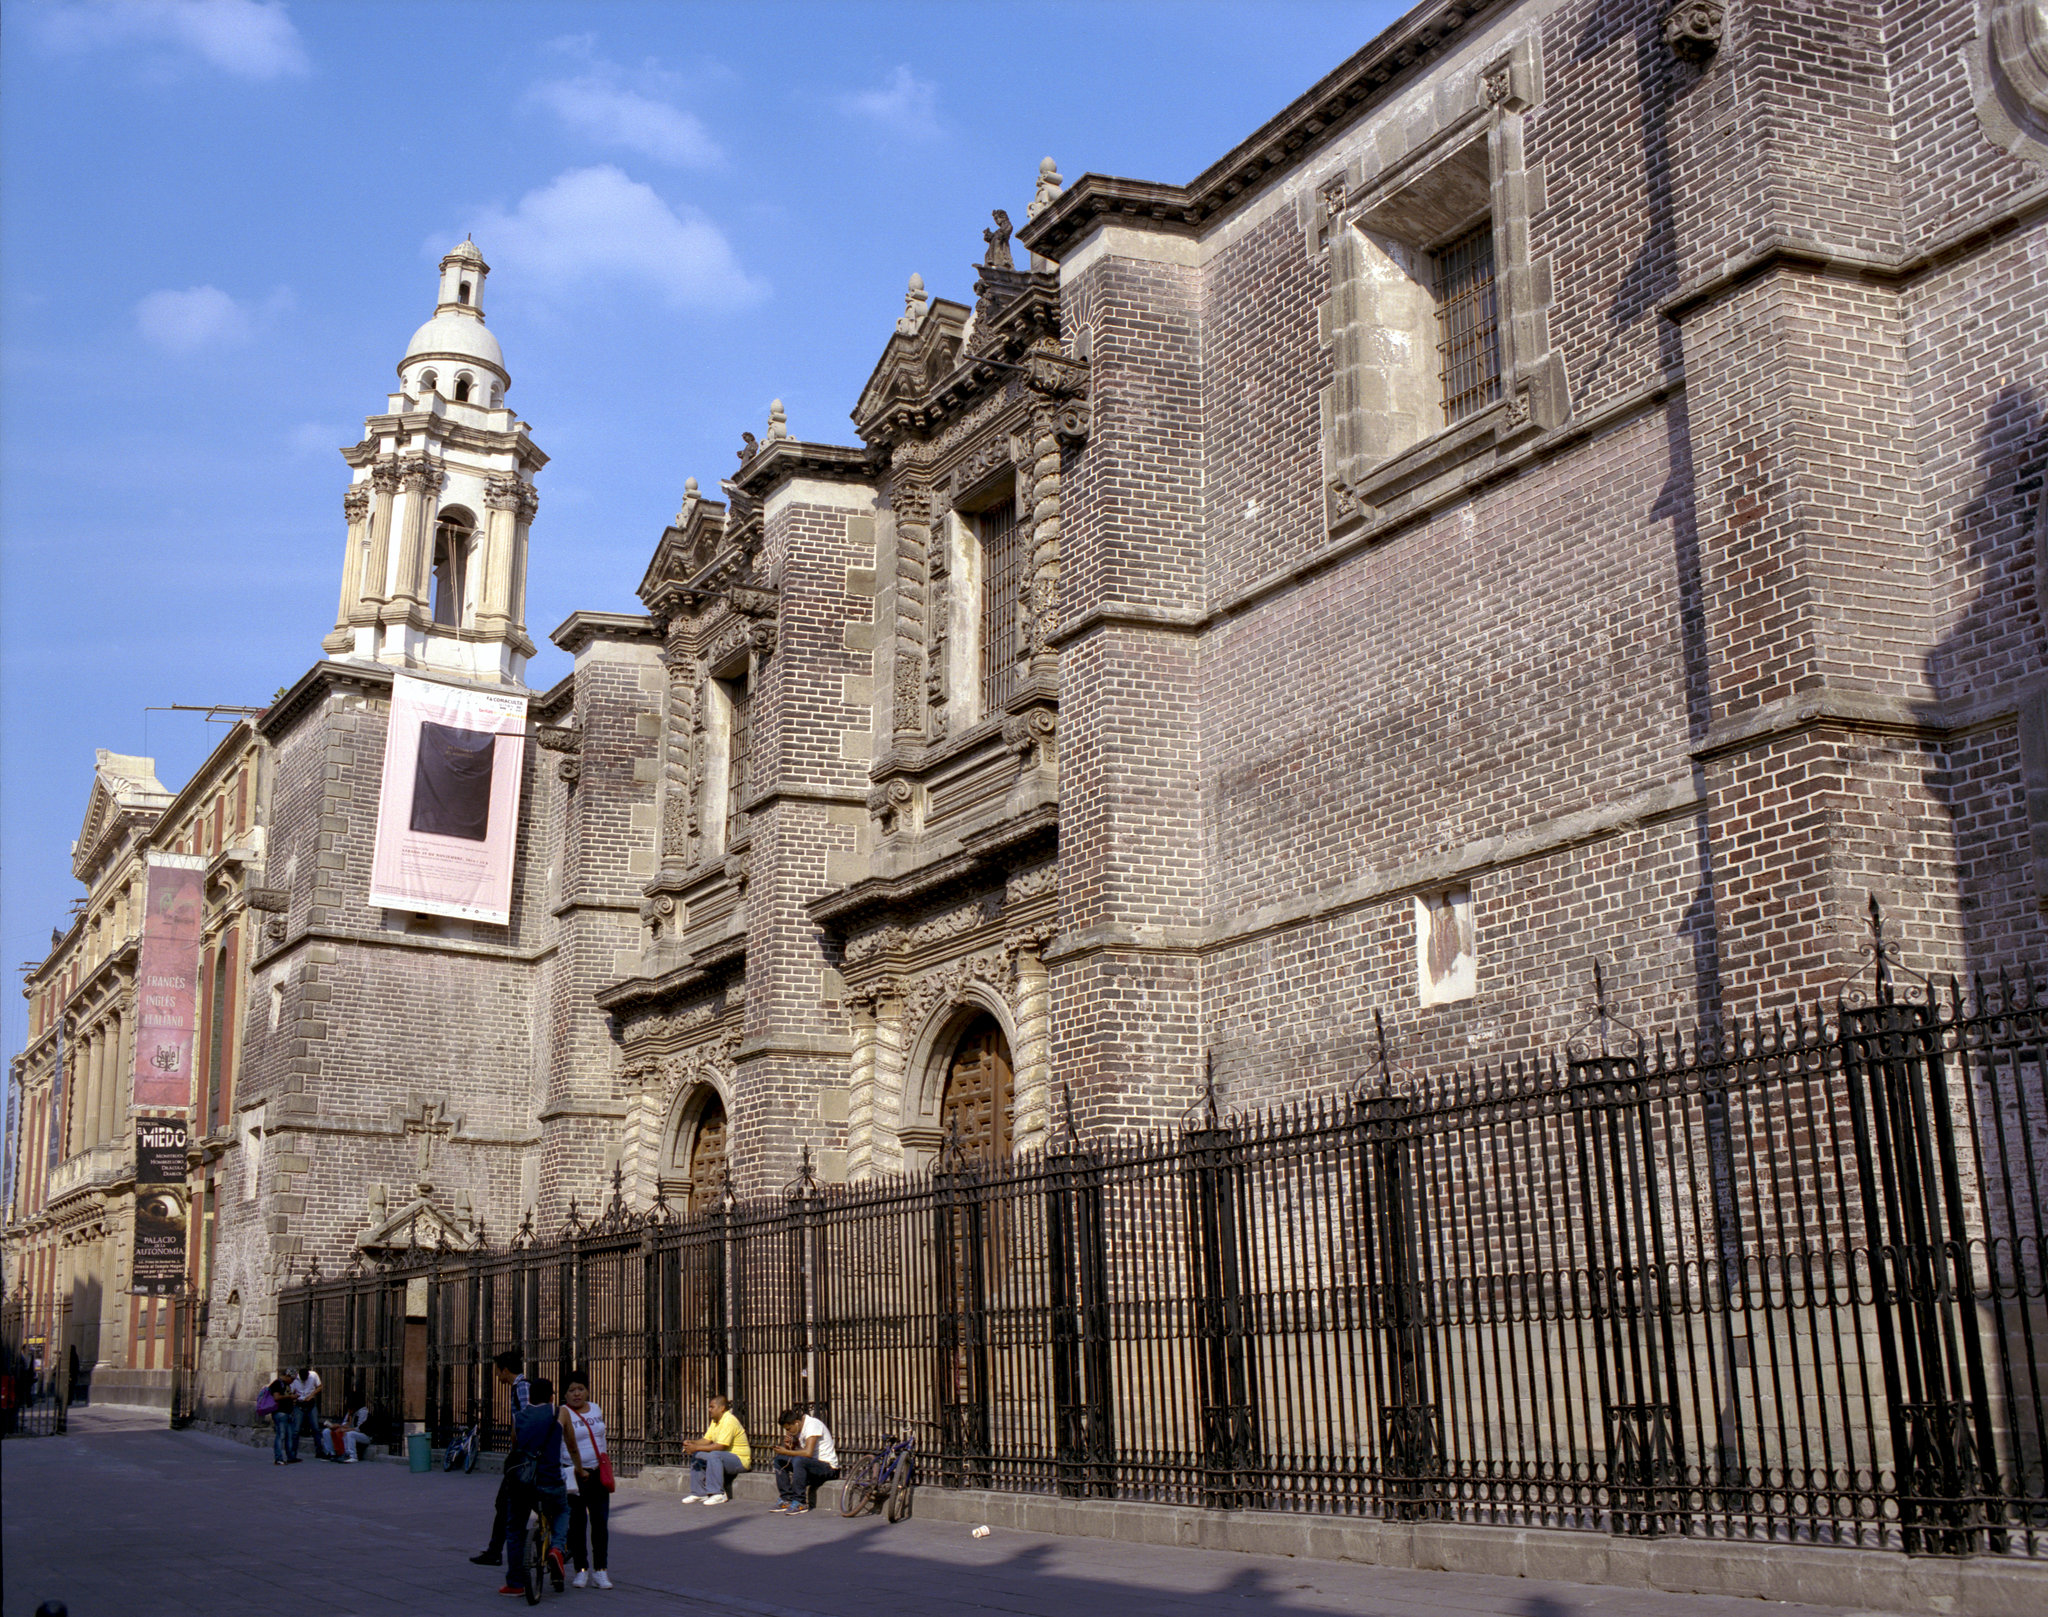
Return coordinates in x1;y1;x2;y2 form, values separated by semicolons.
408;1432;431;1473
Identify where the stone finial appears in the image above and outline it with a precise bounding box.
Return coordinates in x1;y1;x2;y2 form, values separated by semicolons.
1028;156;1065;220
983;209;1014;270
896;272;928;336
767;399;788;440
684;475;699;500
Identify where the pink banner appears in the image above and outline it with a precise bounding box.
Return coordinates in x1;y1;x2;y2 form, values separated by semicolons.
132;853;206;1112
369;674;528;925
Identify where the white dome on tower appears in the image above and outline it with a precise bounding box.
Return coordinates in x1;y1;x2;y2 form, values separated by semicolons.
399;237;508;391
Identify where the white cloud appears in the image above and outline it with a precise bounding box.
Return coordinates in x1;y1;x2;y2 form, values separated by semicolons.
33;1;309;80
458;167;764;310
135;285;249;352
835;65;940;139
531;75;720;167
133;283;290;353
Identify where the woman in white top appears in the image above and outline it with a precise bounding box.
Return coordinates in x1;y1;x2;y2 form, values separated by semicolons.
557;1376;612;1588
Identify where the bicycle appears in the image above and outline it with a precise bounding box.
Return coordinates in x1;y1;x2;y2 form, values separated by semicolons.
444;1418;481;1473
521;1508;565;1604
837;1416;925;1523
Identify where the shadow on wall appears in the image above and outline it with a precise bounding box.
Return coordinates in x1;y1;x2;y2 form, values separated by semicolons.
1929;384;2047;983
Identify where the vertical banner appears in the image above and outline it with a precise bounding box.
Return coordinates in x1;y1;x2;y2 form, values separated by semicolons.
132;853;207;1112
136;1118;190;1185
132;1190;188;1296
369;674;528;924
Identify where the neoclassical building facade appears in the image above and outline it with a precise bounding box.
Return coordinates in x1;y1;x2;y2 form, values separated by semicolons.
8;0;2047;1421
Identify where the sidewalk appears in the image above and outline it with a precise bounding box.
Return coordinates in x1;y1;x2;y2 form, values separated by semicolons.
2;1417;1918;1617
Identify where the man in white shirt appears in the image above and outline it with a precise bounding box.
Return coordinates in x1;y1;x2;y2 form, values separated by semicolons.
770;1406;839;1513
292;1367;323;1448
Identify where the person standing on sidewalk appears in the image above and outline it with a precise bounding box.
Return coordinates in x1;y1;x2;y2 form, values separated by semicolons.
680;1392;749;1505
265;1370;301;1464
292;1365;322;1451
558;1375;613;1589
470;1352;533;1568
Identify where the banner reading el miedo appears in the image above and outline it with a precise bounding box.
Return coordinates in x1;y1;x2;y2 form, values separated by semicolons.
132;852;207;1111
369;674;528;925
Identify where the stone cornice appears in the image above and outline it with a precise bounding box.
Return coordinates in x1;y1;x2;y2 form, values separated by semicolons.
730;437;878;503
550;610;662;656
809;804;1058;935
258;659;396;738
1692;674;2048;761
1660;183;2048;322
342;417;549;472
595;931;746;1014
1018;0;1510;262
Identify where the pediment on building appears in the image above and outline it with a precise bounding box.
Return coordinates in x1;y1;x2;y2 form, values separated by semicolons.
637;485;731;611
852;297;971;443
356;1185;479;1253
71;751;171;881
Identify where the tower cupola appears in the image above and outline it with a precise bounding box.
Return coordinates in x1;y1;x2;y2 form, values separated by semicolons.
324;242;547;686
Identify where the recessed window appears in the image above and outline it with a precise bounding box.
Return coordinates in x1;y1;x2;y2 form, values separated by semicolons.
978;500;1027;715
419;369;438;394
721;671;751;844
1433;223;1501;425
1415;887;1476;1006
431;513;471;627
457;280;471;304
454;374;472;403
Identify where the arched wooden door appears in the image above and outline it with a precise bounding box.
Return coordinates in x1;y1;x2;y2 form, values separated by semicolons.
939;1015;1014;1163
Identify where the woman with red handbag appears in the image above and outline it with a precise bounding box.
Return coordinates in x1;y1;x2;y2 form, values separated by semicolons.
559;1374;614;1589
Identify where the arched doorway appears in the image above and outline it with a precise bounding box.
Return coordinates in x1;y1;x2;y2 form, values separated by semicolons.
938;1014;1014;1163
666;1086;728;1214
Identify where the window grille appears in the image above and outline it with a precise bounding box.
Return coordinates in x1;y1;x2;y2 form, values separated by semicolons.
724;674;750;842
979;500;1027;715
1433;222;1502;425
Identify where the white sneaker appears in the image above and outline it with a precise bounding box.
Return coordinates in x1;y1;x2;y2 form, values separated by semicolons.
592;1572;612;1590
572;1570;588;1588
702;1493;727;1506
679;1494;705;1504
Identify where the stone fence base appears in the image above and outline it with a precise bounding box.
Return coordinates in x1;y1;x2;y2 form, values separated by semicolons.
620;1467;2045;1616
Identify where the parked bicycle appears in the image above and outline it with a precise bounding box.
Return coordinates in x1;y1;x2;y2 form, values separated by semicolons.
837;1416;928;1523
444;1418;481;1473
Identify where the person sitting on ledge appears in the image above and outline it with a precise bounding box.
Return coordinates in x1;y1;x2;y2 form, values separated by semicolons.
680;1392;749;1505
771;1407;839;1514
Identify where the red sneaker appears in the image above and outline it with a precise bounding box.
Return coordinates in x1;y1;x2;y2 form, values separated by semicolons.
496;1586;524;1597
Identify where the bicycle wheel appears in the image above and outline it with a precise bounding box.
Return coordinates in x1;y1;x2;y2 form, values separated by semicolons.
524;1521;543;1605
885;1454;914;1523
837;1454;881;1517
464;1434;480;1474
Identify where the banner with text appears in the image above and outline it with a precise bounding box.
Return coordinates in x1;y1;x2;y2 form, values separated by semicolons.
369;675;528;924
136;1118;189;1185
131;1190;188;1296
132;853;207;1112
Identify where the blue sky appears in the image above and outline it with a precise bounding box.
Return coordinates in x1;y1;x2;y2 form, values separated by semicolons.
0;0;1404;1066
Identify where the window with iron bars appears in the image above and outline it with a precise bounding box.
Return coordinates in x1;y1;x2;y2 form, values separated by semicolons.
721;672;750;843
1432;221;1502;425
979;499;1027;716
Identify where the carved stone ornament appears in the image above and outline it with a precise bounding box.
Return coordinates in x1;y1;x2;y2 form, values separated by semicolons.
246;886;290;913
1027;157;1065;222
1002;707;1058;768
265;915;287;943
727;585;779;618
370;458;404;494
723;852;748;889
1663;0;1725;62
343;485;372;523
534;724;581;754
1974;0;2048;160
983;209;1015;270
398;455;446;495
558;756;581;784
748;620;777;659
1483;65;1514;104
897;272;929;338
869;776;914;833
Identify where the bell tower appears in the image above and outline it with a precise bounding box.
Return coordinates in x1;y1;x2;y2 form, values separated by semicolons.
324;238;546;685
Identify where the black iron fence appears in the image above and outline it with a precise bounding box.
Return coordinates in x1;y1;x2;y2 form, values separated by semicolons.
282;957;2047;1557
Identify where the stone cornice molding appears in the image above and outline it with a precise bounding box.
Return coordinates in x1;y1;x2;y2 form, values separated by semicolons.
595;931;746;1015
550;610;662;656
1659;184;2048;321
343;418;549;473
1018;0;1509;262
729;436;878;503
810;804;1057;936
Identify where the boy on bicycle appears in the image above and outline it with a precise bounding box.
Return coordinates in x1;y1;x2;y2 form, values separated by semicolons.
497;1376;570;1597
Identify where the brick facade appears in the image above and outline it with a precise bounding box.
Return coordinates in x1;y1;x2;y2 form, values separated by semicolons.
9;0;2045;1428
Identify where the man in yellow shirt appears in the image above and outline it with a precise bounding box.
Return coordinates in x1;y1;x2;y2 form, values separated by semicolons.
680;1393;751;1505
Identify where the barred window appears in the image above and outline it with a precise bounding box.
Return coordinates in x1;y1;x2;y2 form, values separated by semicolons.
979;500;1027;715
1433;222;1502;425
722;672;751;842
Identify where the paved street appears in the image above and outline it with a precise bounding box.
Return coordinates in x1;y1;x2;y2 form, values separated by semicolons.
2;1409;1923;1617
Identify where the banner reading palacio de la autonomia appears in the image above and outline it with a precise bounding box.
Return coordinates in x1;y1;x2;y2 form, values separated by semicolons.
131;851;207;1112
369;673;528;925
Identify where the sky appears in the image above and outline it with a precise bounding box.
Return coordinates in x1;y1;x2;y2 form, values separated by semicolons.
0;0;1409;1081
